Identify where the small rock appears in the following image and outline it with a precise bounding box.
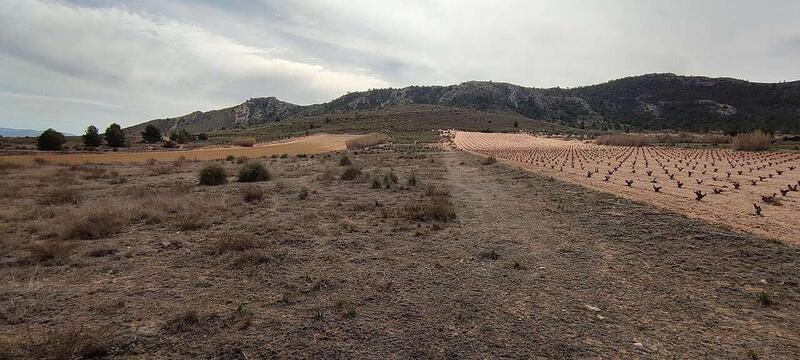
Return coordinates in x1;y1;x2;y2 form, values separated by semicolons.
585;304;601;312
597;315;605;320
633;342;644;349
759;279;767;285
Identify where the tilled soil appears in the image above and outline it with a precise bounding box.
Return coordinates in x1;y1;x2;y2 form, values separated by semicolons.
1;146;798;358
453;131;800;244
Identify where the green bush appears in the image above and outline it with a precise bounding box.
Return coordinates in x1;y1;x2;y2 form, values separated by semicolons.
37;129;66;151
238;160;271;182
198;162;227;185
141;124;162;143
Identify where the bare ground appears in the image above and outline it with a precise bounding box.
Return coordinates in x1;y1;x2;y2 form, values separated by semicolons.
1;146;798;359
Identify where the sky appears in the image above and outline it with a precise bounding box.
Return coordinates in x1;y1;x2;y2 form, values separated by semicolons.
1;0;799;133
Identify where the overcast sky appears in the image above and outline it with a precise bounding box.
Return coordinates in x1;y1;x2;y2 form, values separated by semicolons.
1;0;799;133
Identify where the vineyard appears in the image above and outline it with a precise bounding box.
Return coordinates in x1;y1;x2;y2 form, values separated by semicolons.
453;131;800;244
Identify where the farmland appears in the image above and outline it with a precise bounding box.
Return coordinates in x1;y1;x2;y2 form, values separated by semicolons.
0;134;359;165
452;131;800;244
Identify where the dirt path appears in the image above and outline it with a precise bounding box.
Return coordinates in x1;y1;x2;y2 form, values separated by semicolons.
0;134;358;165
435;149;799;358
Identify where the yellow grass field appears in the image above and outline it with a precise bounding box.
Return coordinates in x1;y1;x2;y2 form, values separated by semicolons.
0;134;361;165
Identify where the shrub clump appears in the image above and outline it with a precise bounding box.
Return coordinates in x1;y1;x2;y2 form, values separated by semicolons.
345;133;389;149
402;188;456;222
732;130;772;151
339;154;352;166
233;136;256;147
238;160;271;182
340;166;362;181
198;162;228;186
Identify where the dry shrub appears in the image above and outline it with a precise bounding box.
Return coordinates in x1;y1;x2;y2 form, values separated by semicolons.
481;156;497;165
209;232;256;255
62;203;129;240
318;168;336;185
651;133;730;144
732;130;772;151
232;250;274;267
595;134;653;147
340;166;362;181
423;184;450;198
240;185;264;203
233;136;256;147
27;326;124;359
345;133;389;149
340;217;357;232
163;309;204;334
402;196;456;222
238;160;271;182
39;187;81;206
132;194;224;231
0;161;22;175
25;241;77;264
199;162;227;186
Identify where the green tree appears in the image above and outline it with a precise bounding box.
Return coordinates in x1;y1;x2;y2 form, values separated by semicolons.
36;128;66;151
141;124;162;143
82;125;103;147
513;120;519;128
104;123;126;148
169;129;194;144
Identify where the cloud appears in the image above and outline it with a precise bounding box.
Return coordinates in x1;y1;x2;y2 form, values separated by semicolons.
0;0;798;132
0;0;389;132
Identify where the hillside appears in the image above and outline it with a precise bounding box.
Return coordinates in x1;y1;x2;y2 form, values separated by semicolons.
127;74;800;135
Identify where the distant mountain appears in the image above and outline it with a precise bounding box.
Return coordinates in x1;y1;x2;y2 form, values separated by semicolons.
0;127;43;137
0;127;77;137
127;74;800;134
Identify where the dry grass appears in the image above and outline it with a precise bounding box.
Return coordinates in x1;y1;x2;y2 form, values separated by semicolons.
163;309;204;334
25;241;77;264
596;134;654;147
210;233;256;254
345;133;390;149
39;187;81;206
402;188;456;222
240;185;264;203
732;130;772;151
233;136;256;147
27;326;124;359
62;203;129;240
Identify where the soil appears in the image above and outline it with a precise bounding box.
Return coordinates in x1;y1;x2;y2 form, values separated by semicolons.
1;144;798;358
453;131;800;244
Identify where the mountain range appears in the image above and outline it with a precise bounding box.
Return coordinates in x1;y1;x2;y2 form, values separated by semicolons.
127;73;800;135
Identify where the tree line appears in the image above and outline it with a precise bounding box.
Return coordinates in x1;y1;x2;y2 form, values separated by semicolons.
36;124;208;151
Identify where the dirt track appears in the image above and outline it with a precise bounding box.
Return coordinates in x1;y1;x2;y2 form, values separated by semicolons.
0;134;358;165
453;131;800;244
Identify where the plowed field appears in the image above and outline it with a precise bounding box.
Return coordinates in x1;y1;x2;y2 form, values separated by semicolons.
453;131;800;244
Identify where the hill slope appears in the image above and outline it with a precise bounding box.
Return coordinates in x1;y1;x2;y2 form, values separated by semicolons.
127;74;800;134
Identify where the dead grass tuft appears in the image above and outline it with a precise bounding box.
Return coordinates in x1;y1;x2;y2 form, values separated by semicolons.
732;130;772;151
163;309;205;334
62;203;129;240
25;241;77;264
239;185;264;203
233;136;256;147
28;325;125;359
39;187;81;206
210;233;256;254
345;133;390;149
